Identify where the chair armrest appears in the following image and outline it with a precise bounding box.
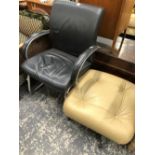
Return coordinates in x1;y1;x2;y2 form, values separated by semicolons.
22;30;50;59
70;45;100;86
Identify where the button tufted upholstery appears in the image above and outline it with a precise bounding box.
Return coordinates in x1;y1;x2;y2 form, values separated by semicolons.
63;69;135;144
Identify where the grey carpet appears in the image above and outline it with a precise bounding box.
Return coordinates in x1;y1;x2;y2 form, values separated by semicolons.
19;86;134;155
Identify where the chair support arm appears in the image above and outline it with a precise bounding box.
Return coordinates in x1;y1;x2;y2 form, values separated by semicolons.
22;30;50;59
70;45;100;86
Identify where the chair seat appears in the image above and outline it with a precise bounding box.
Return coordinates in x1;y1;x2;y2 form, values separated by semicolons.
63;69;135;144
21;48;91;92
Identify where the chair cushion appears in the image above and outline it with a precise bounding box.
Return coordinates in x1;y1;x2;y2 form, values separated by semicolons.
19;32;28;45
19;10;49;45
21;49;91;92
63;69;135;144
19;14;43;37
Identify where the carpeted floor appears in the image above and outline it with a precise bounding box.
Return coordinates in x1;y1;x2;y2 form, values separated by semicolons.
19;85;135;155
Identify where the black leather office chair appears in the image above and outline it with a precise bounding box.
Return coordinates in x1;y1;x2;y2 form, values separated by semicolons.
21;0;104;101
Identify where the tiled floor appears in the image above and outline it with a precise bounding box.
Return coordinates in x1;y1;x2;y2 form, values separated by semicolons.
117;37;135;63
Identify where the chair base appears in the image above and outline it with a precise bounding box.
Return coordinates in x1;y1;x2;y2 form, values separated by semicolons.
26;75;44;94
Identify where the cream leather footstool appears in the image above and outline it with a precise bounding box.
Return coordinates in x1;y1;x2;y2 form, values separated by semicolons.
63;69;135;144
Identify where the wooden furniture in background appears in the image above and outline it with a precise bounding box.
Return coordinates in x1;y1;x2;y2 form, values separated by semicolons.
78;0;134;51
126;10;135;37
26;0;53;14
93;49;135;83
19;0;28;10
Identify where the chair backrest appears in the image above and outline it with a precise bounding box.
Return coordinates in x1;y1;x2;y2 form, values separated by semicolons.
49;0;104;56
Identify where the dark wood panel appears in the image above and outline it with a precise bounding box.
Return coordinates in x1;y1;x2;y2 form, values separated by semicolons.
92;49;135;83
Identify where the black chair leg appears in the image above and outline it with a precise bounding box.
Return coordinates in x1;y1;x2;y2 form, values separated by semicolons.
26;75;44;95
57;93;64;104
26;75;32;94
44;86;50;104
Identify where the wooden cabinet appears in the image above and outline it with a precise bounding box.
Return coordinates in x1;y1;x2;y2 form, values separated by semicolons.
78;0;134;50
26;0;53;14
